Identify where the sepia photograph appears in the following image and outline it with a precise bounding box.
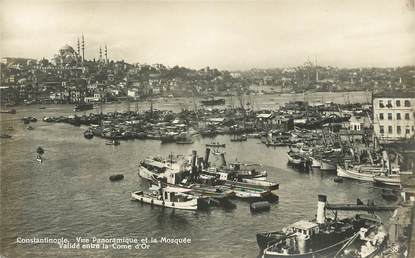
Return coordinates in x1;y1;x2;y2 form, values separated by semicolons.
0;0;414;257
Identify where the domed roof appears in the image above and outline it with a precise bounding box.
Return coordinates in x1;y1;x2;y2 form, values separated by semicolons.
59;44;75;52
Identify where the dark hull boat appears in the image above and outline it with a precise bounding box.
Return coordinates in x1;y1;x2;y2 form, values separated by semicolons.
200;98;225;106
74;103;93;112
259;195;384;258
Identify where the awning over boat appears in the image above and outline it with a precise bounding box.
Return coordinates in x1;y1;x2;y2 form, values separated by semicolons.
163;186;193;193
289;220;318;230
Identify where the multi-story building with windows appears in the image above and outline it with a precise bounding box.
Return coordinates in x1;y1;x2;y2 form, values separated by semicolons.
373;92;415;143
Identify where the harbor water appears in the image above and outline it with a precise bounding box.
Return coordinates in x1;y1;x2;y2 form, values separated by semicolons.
1;91;392;258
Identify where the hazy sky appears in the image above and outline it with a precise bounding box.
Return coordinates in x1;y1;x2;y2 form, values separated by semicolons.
1;0;414;70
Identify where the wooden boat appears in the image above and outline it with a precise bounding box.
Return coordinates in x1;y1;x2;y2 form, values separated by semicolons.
320;158;336;171
287;151;305;166
0;133;12;138
36;155;43;163
26;126;34;130
105;140;120;145
36;147;45;155
373;174;400;186
131;185;199;211
206;142;226;148
337;165;384;182
84;130;94;139
231;134;247;142
381;189;398;201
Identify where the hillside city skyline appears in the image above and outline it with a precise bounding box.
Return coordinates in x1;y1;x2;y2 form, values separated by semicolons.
1;0;414;70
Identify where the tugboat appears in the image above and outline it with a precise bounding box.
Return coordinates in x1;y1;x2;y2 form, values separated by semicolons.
131;183;200;211
258;195;385;257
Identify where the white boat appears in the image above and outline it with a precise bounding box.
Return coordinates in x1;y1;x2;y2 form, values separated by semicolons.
138;157;190;185
287;152;303;165
337;165;384;182
131;185;199;211
310;157;321;168
373;174;400;186
320;159;336;171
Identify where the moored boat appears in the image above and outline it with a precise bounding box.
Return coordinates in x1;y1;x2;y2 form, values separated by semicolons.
131;184;199;211
260;195;384;257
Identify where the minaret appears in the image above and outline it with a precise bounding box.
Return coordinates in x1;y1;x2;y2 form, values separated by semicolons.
105;45;108;63
77;37;80;56
81;34;85;62
99;46;102;62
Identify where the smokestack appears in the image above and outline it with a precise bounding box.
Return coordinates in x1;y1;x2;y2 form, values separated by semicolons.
191;150;197;168
204;148;211;168
197;157;204;175
220;153;227;167
316;195;326;224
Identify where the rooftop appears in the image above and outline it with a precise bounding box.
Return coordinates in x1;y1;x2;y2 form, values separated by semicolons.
373;91;415;99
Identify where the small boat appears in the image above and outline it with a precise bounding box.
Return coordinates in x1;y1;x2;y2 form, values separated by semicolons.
0;109;16;114
320;158;336;171
0;133;12;138
206;142;226;148
373;173;400;187
106;140;120;145
39;107;46;109
337;164;385;182
74;103;93;112
36;155;43;163
36;147;45;155
231;134;247;142
176;138;194;144
381;189;398;201
84;130;94;139
26;126;34;130
131;184;199;211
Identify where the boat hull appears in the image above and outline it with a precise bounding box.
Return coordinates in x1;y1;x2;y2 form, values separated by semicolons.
337;166;376;182
373;175;400;186
131;191;198;211
263;235;354;258
320;159;336;171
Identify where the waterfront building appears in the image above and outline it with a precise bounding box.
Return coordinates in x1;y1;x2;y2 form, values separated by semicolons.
373;91;415;143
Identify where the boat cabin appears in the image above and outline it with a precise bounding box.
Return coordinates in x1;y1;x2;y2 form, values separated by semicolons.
286;220;319;237
141;159;169;174
161;186;194;202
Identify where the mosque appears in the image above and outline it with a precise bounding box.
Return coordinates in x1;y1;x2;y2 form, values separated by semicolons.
52;35;109;66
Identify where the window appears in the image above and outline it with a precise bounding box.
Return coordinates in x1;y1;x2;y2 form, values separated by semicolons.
397;113;401;120
388;113;392;120
387;100;392;108
380;126;384;134
405;113;410;120
388;126;393;134
379;113;384;120
406;126;410;134
404;100;411;107
379;100;384;108
396;100;401;107
397;126;401;134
